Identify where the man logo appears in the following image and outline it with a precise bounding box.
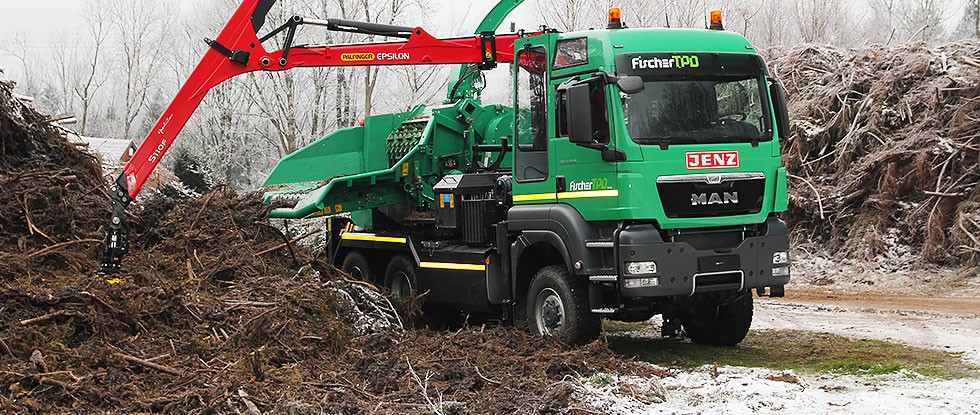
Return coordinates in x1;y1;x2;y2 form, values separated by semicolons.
692;192;738;206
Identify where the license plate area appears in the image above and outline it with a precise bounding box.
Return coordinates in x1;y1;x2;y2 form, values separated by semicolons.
698;254;740;273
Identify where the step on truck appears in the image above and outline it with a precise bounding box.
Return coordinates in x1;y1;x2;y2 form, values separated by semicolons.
100;0;792;346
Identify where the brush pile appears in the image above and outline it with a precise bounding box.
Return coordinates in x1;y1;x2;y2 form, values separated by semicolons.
771;41;980;265
0;72;658;414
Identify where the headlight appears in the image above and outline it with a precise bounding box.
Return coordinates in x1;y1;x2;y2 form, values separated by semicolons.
773;251;790;265
772;265;791;277
625;261;657;275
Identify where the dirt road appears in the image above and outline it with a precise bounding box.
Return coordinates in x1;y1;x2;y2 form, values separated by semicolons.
775;288;980;316
755;291;980;365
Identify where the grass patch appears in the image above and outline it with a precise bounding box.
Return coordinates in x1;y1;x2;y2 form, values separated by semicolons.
608;329;977;378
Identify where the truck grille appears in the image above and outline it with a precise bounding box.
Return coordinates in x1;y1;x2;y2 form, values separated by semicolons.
657;173;765;218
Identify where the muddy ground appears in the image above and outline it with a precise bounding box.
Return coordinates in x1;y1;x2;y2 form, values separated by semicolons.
577;284;980;415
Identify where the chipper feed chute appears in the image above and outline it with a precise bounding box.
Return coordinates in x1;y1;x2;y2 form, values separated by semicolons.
261;107;429;219
260;97;516;221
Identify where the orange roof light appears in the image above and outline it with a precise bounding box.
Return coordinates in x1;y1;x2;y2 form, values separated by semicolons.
709;9;724;30
608;7;623;29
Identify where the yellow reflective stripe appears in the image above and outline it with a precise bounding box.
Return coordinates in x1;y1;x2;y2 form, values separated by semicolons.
557;189;620;199
419;261;486;271
514;190;619;202
512;192;557;202
341;233;407;244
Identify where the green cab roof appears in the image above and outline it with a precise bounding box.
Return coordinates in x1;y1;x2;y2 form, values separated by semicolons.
561;27;756;54
548;27;761;75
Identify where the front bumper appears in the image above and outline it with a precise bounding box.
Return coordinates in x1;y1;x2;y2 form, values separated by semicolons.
617;216;790;297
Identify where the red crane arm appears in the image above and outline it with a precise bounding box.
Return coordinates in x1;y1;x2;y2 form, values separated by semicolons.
100;0;534;274
123;6;526;199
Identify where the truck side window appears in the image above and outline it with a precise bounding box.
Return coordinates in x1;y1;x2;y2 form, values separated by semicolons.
515;46;549;182
553;38;588;70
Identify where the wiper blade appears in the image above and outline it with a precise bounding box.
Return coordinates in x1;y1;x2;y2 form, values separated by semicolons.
718;135;763;147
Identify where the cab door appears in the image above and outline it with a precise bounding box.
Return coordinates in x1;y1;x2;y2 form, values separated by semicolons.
551;39;621;221
511;35;558;205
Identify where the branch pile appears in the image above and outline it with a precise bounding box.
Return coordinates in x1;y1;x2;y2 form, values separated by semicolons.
772;41;980;264
0;74;658;414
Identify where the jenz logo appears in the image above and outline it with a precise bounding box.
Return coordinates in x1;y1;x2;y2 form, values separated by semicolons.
686;151;739;169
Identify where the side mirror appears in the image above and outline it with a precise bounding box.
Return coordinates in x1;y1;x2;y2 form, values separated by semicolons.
769;78;790;139
617;75;644;94
564;83;595;145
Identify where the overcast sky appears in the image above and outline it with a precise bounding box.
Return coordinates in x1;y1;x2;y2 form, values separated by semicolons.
0;0;542;81
0;0;970;81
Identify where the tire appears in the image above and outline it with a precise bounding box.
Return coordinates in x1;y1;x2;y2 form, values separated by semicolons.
384;255;418;299
526;265;600;345
341;251;372;281
681;292;753;347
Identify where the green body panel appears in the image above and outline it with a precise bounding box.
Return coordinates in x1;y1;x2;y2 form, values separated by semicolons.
263;110;419;188
262;20;788;233
613;141;782;228
507;27;786;229
774;167;788;212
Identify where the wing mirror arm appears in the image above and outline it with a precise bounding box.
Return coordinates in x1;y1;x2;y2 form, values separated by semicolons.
558;73;638;161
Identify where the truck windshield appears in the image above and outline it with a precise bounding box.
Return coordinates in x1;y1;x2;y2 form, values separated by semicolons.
622;75;771;145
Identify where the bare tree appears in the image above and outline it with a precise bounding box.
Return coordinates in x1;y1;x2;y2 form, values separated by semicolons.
955;0;980;38
536;0;597;32
388;65;445;112
356;0;420;117
869;0;950;43
898;0;949;41
1;35;44;100
73;0;112;135
794;0;851;44
110;0;178;140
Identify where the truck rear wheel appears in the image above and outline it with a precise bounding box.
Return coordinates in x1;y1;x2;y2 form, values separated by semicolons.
681;292;753;347
384;255;417;299
526;265;599;345
341;251;372;281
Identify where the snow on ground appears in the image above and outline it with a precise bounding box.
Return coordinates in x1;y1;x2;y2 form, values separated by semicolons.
574;297;980;414
789;247;980;296
575;367;980;414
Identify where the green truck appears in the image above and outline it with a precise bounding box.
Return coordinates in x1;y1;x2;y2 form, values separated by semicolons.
260;4;792;345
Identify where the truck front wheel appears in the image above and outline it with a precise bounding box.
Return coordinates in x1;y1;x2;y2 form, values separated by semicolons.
681;292;753;347
526;265;600;345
